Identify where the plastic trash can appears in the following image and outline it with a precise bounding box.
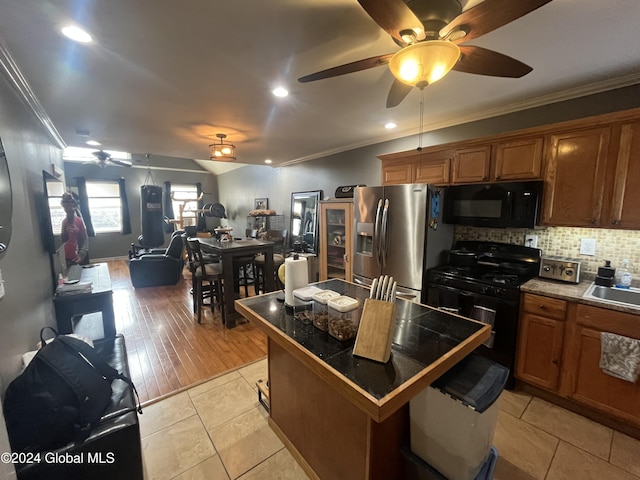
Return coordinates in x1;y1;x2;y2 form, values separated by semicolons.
409;354;508;480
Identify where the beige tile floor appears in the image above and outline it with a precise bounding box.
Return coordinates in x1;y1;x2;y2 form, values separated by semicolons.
140;359;640;480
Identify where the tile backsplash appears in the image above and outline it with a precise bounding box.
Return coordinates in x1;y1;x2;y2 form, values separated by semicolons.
454;226;640;276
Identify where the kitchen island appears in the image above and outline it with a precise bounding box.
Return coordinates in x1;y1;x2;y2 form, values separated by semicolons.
235;279;490;480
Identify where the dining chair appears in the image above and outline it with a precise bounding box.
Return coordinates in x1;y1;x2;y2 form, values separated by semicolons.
253;229;288;294
186;238;225;324
232;229;258;297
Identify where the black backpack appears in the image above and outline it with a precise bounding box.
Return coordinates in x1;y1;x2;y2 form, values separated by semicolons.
3;328;141;454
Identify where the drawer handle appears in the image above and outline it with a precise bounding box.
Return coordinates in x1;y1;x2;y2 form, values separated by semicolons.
539;304;546;309
552;359;559;366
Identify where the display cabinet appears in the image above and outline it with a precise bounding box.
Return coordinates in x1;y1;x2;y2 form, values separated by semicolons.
319;200;353;281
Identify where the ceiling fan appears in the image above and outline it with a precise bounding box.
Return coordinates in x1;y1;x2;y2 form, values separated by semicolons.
298;0;553;107
89;150;132;168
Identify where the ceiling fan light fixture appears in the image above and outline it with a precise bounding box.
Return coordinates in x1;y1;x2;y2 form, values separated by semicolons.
209;133;236;161
389;40;460;89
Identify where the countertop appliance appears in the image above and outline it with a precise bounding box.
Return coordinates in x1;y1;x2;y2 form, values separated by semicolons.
443;180;543;228
539;256;581;283
353;184;453;304
426;240;542;388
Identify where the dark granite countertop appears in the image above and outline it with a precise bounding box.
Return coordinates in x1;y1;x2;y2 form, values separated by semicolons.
236;279;487;403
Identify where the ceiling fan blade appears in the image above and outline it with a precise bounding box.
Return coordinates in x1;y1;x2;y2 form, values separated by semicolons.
386;79;413;108
454;45;532;78
441;0;552;44
108;158;132;167
298;53;394;83
357;0;425;43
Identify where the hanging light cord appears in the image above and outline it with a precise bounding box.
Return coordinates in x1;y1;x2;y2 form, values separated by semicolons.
417;88;425;152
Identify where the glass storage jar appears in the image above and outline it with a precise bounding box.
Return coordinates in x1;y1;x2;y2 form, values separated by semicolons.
327;296;360;341
312;290;340;331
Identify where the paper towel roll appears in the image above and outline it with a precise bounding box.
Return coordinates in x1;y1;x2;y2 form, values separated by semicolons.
284;255;308;306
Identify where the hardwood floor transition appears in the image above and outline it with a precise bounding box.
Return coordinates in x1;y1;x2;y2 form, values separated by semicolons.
100;260;267;406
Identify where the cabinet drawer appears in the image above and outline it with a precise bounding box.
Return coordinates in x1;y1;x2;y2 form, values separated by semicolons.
522;293;567;320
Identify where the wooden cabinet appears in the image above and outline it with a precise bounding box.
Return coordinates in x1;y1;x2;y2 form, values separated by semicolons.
566;304;640;423
516;294;567;391
493;136;544;181
381;150;451;186
610;120;640;229
382;161;413;185
381;137;543;186
540;126;611;226
319;200;353;281
452;146;491;183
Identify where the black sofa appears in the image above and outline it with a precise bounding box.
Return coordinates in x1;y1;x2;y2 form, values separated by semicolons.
14;335;143;480
128;231;185;288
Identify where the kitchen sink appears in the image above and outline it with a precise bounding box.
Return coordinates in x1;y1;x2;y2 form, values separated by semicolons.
583;283;640;307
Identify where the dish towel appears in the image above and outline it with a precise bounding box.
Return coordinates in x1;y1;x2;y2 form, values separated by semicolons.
599;332;640;383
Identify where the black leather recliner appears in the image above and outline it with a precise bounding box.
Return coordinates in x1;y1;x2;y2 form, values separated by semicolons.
128;232;185;288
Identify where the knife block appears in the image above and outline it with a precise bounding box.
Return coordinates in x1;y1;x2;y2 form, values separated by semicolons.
353;298;397;363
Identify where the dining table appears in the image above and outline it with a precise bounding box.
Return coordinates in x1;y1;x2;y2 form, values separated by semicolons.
198;236;275;328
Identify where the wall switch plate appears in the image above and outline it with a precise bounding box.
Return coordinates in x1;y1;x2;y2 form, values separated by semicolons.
580;238;597;256
525;234;538;248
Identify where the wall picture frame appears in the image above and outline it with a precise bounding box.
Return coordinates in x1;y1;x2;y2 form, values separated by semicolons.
254;198;269;210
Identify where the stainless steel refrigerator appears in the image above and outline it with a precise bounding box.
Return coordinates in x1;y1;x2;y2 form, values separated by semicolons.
353;184;453;303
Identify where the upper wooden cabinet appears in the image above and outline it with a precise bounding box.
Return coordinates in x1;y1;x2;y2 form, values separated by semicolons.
610;120;640;229
493;137;544;181
381;149;452;186
452;146;491;183
541;126;611;227
379;107;640;229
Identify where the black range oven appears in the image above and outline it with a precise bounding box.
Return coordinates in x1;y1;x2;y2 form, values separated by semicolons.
426;241;541;388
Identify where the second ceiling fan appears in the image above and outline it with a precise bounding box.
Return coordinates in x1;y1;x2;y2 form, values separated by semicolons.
299;0;553;107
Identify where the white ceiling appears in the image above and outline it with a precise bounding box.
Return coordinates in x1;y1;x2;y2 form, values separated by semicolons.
1;0;639;174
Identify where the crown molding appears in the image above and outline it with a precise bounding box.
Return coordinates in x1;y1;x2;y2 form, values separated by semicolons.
0;37;66;148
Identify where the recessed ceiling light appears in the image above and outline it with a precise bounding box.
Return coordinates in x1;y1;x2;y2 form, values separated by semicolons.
61;25;93;43
272;87;288;98
385;122;397;129
264;159;273;164
85;140;101;146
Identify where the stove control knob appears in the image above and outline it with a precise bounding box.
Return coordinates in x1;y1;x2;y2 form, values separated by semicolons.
565;269;574;277
542;265;551;272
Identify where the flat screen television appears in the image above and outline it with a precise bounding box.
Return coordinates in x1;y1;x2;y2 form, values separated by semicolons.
41;170;65;255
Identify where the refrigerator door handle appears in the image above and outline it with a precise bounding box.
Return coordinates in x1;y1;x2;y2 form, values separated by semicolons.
374;198;383;266
380;199;390;267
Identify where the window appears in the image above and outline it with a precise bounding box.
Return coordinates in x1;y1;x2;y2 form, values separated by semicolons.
86;181;122;233
171;184;199;227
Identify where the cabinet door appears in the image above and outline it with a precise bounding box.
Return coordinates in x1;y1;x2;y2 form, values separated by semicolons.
452;146;491;183
610;120;640;228
382;162;413;185
516;312;565;391
541;126;611;226
569;326;640;420
414;151;452;185
319;202;353;281
493;137;543;181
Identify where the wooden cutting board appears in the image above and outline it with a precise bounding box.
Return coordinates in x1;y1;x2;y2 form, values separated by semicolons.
353;298;397;363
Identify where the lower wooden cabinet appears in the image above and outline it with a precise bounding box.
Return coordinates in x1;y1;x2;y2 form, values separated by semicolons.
517;294;640;428
516;294;567;390
566;304;640;422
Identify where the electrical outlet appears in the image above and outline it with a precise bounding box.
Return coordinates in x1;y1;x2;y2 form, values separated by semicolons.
524;234;538;248
580;238;597;256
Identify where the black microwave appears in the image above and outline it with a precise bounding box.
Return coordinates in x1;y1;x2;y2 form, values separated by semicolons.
443;181;543;228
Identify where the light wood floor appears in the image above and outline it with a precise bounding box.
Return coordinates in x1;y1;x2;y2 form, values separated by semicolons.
104;260;267;406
